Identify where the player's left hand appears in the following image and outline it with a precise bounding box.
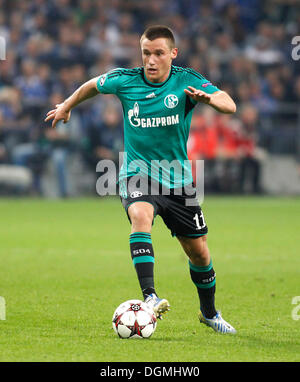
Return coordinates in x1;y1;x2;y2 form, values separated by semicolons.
184;86;211;104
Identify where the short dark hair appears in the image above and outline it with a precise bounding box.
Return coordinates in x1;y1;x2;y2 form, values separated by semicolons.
140;25;175;49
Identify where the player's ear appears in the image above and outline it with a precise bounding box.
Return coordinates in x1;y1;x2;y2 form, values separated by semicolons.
171;47;178;60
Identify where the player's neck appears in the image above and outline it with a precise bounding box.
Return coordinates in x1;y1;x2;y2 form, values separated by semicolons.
144;67;172;84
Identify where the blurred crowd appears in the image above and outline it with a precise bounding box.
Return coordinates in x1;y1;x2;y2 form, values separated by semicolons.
0;0;300;196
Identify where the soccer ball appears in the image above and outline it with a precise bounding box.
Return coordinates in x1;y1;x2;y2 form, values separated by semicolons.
112;299;157;339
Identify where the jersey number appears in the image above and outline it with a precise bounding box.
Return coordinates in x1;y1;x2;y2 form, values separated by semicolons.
193;212;206;230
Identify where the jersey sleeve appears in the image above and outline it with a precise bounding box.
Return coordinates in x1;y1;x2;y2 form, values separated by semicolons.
184;68;220;104
96;68;126;95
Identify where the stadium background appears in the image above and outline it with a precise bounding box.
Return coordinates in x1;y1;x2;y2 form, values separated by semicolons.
0;0;300;197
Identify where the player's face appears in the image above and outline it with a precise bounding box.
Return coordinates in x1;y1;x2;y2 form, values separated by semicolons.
141;37;178;83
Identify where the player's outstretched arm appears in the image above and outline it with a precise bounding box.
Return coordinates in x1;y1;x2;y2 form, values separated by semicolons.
184;86;236;114
44;77;99;128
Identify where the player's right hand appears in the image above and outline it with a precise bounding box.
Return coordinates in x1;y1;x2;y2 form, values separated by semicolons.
44;103;71;129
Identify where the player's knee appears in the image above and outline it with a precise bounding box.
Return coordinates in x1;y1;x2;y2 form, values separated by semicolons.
128;203;154;231
190;250;210;266
180;235;210;265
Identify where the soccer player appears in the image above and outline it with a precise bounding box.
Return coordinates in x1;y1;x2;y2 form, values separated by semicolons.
45;25;237;334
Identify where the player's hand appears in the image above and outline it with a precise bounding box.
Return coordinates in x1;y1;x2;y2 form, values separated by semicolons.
44;103;71;129
184;86;212;104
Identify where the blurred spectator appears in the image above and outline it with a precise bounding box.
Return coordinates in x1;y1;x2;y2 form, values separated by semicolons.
84;102;123;172
188;105;264;194
236;104;264;194
215;113;241;193
0;87;32;152
244;21;284;67
293;76;300;102
0;110;8;163
222;3;246;44
188;107;220;192
209;32;240;70
14;58;48;119
43;91;84;197
0;50;17;87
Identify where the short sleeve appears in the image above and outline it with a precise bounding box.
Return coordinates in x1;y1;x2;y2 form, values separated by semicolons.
96;68;126;95
184;68;220;104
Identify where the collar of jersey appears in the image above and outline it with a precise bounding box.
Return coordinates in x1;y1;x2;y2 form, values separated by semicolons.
141;66;173;87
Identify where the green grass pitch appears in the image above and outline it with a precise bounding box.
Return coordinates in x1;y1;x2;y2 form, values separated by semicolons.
0;196;299;362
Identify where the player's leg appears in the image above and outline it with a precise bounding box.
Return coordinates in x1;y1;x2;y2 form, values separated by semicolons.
128;202;170;318
177;235;236;334
177;235;217;319
128;202;155;298
159;187;236;333
155;191;216;318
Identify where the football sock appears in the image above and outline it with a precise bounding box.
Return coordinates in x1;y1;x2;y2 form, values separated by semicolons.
130;232;156;300
189;259;217;319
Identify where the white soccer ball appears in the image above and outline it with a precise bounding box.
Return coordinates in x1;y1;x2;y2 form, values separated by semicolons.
112;299;157;339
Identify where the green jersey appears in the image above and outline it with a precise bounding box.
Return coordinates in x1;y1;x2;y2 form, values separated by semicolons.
96;65;219;189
